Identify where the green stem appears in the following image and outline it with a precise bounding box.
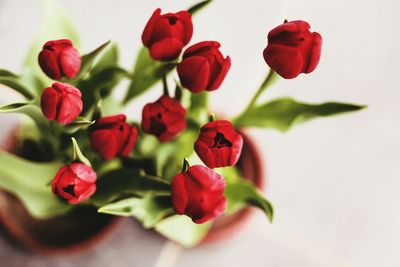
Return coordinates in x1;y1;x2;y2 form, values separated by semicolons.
162;74;169;96
233;69;278;125
245;69;278;112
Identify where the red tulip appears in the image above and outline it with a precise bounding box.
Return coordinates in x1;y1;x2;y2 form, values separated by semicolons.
51;163;97;204
194;120;243;169
171;165;227;224
263;20;322;79
177;41;231;93
38;39;81;80
90;114;138;160
40;82;83;125
142;8;193;61
141;95;186;142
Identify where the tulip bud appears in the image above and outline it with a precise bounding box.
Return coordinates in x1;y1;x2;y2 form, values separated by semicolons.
171;165;227;224
51;163;97;204
177;41;231;93
263;20;322;79
141;95;186;142
40;82;83;125
90;114;139;160
38;39;81;80
194;120;243;169
142;8;193;61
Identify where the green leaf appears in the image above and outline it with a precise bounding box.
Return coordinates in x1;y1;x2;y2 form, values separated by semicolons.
124;47;176;103
234;97;366;132
0;102;48;132
24;0;80;93
92;169;171;206
98;193;172;228
91;43;119;74
0;150;70;218
63;117;95;134
155;215;212;248
71;40;111;82
71;137;92;167
188;0;214;15
0;76;36;99
224;175;274;222
0;69;18;77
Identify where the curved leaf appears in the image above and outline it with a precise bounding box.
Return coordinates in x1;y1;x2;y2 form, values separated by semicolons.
0;150;68;218
98;193;172;228
234;97;366;132
124;47;176;103
92;169;171;206
188;0;214;14
0;102;48;132
0;77;35;99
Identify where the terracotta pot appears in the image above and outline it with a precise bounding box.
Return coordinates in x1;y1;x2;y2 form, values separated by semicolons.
0;128;124;254
201;130;264;244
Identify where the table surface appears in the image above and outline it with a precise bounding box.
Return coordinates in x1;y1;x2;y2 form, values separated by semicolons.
0;0;399;266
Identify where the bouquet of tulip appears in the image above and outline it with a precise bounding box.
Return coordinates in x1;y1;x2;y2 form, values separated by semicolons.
0;0;364;248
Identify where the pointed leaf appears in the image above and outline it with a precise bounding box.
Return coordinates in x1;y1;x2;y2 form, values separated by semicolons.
224;176;274;222
98;193;172;228
63;117;95;134
0;102;48;132
92;169;171;206
234;97;366;132
0;150;69;218
71;137;92;167
188;0;214;15
0;69;18;77
0;77;35;99
71;40;111;82
91;43;119;74
124;47;176;103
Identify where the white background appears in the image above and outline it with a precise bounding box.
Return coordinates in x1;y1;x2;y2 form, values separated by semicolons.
0;0;399;266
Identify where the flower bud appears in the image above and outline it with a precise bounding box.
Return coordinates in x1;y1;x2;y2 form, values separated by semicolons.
40;82;83;125
142;8;193;61
51;163;97;204
38;39;81;80
194;120;243;168
171;165;227;224
90;114;139;160
263;20;322;79
177;41;231;93
141;95;186;142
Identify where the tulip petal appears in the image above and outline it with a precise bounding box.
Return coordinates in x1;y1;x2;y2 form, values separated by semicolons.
263;44;304;79
120;126;138;156
142;8;162;46
149;38;183;61
305;32;323;74
171;173;189;214
70;163;97;183
60;46;81;78
91;129;118;160
177;56;210;93
208;56;231;91
41;87;60;121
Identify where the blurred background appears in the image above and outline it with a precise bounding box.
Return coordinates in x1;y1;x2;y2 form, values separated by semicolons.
0;0;399;266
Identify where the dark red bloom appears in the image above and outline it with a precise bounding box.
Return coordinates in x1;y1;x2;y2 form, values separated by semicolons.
51;163;97;205
142;8;193;61
141;95;186;142
194;120;243;169
90;114;138;160
263;20;322;79
177;41;231;93
40;82;83;125
171;165;227;224
38;39;81;80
